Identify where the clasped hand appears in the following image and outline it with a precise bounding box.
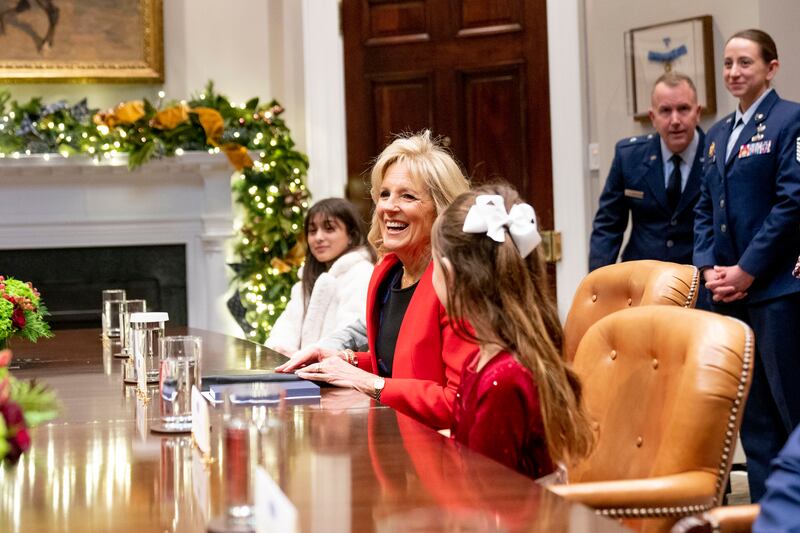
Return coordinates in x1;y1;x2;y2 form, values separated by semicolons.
704;265;754;303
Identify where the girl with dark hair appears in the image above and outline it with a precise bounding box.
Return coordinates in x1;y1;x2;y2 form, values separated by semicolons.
430;183;594;479
266;198;375;352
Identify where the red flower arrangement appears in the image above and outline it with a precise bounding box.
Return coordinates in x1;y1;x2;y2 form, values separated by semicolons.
0;276;58;462
0;275;52;349
0;349;57;462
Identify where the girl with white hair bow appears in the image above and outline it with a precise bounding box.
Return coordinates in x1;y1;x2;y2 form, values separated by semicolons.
430;183;594;479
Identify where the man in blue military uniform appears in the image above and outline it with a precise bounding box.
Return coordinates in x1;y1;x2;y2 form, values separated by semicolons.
694;29;800;501
589;71;704;271
753;423;800;530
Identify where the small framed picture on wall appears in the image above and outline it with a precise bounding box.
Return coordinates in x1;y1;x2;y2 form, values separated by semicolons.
625;15;716;121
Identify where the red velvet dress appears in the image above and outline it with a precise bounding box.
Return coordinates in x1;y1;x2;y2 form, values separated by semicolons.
451;351;554;479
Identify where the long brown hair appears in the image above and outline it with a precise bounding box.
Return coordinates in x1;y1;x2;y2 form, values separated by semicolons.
431;183;594;465
301;198;375;311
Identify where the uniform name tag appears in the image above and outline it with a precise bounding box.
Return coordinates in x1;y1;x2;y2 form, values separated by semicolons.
624;189;644;199
738;140;772;159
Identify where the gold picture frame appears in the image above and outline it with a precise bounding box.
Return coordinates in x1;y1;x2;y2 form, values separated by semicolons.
0;0;163;83
625;15;716;121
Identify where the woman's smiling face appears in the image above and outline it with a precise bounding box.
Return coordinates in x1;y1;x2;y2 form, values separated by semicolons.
375;162;437;261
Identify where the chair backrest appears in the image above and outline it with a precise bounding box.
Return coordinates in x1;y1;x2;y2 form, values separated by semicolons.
564;260;699;362
570;306;753;508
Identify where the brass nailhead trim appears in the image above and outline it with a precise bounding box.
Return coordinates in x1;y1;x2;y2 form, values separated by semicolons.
711;322;753;503
598;503;711;518
595;320;753;519
685;267;699;308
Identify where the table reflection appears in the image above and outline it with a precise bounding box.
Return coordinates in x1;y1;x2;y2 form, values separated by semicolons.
0;329;626;533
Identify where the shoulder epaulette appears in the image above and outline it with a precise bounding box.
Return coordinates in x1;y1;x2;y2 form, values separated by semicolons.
618;133;655;149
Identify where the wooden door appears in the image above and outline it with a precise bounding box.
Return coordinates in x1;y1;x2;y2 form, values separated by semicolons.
342;0;553;242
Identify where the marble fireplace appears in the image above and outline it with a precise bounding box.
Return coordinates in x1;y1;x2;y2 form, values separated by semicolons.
0;153;241;336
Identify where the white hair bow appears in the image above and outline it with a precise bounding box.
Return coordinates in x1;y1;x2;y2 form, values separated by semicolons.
462;194;542;258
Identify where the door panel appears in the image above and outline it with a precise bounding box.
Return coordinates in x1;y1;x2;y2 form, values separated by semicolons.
459;64;526;194
343;0;554;282
366;1;430;45
371;74;435;155
456;0;522;37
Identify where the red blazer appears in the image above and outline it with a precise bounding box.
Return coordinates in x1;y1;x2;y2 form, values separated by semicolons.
355;254;478;429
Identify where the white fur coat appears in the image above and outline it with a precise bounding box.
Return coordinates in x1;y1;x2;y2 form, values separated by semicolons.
265;247;374;351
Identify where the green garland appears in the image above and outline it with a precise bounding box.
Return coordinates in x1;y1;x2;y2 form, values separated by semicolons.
0;83;310;342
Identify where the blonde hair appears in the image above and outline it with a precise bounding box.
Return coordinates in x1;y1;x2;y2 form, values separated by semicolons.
431;183;594;466
367;130;469;254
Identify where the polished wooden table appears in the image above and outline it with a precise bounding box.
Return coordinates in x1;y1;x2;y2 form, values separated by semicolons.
0;328;629;532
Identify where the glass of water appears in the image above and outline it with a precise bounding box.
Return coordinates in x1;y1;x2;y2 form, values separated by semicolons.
130;311;168;385
101;289;126;338
119;299;146;358
159;335;202;430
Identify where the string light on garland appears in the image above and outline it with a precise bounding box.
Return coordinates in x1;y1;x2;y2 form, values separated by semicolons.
0;82;310;342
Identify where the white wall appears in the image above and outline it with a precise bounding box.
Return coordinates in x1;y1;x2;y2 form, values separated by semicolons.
757;0;800;103
548;0;593;318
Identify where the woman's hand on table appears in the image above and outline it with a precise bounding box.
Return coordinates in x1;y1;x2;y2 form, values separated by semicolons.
274;345;339;373
295;356;376;394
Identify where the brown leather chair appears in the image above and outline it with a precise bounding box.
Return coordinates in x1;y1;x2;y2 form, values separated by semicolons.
551;306;754;532
564;260;699;362
671;504;759;532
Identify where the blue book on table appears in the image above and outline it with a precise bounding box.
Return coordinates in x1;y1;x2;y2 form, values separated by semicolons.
207;380;320;405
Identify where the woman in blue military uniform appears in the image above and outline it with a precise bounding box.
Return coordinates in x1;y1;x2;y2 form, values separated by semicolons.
694;29;800;502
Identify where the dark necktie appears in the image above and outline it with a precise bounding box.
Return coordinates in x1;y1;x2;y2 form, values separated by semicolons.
667;154;682;211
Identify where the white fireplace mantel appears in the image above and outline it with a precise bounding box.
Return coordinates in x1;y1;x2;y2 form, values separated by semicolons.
0;152;241;336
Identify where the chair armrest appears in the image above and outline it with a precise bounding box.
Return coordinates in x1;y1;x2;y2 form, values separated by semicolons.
549;471;718;518
671;504;759;533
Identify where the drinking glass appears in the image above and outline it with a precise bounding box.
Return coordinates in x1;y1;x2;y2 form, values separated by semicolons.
119;299;146;358
105;299;126;354
129;311;168;385
101;289;126;338
158;335;201;430
222;395;259;527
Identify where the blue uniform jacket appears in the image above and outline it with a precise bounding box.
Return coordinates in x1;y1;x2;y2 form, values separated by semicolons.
693;90;800;303
754;423;800;531
589;131;705;271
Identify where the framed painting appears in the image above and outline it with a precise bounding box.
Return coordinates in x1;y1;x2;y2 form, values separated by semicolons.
0;0;163;83
625;15;716;121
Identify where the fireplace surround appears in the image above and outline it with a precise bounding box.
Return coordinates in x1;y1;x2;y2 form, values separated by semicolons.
0;153;240;336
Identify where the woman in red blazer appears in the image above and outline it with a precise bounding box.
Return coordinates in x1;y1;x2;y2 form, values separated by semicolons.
278;131;476;430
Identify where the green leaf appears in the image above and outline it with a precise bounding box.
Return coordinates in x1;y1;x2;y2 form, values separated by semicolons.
11;378;59;428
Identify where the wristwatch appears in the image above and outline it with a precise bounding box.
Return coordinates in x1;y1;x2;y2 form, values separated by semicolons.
372;377;386;403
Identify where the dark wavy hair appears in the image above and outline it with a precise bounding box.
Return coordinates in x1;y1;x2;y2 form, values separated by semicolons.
301;198;375;311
